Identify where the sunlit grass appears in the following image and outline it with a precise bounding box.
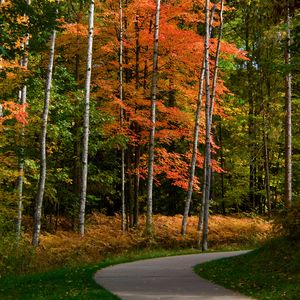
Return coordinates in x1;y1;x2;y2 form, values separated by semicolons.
195;238;300;300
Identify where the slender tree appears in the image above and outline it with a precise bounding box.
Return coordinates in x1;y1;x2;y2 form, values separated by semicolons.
199;0;224;247
200;0;212;252
284;1;292;209
16;0;31;243
181;3;217;236
209;0;224;123
79;0;95;237
32;3;57;247
146;0;161;234
119;0;126;232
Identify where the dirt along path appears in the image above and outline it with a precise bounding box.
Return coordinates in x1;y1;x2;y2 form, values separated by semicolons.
94;250;254;300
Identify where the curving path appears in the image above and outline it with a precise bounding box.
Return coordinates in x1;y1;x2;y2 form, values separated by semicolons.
94;251;254;300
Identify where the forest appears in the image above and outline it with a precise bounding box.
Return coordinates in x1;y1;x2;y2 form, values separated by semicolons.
0;0;300;298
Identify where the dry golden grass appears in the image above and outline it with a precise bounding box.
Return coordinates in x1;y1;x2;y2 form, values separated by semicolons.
23;214;272;272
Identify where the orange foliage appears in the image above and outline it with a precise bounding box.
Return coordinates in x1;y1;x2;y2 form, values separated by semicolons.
54;0;246;192
23;213;272;270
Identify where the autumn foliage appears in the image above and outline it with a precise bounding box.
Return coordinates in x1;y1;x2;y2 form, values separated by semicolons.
4;213;270;275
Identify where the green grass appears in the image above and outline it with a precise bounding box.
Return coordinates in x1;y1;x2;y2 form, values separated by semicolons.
0;248;202;300
194;238;300;300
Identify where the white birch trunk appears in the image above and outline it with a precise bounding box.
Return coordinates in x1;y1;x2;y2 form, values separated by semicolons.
79;0;94;237
181;4;217;236
199;0;224;248
146;0;161;234
119;0;126;232
209;0;224;122
285;3;292;209
16;0;31;243
201;0;211;252
32;26;56;247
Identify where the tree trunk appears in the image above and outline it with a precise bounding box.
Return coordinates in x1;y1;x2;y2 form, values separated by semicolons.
133;145;141;226
245;8;255;211
16;0;31;242
32;21;57;247
181;3;217;236
79;0;94;237
284;2;292;209
119;0;126;232
201;0;224;251
201;0;212;252
209;0;224;122
263;82;271;216
146;0;161;234
219;121;226;214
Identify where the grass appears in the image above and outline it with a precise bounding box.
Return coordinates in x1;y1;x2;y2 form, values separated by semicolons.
0;248;202;300
194;238;300;300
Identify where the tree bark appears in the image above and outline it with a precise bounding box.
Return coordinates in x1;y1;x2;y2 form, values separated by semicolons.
181;3;217;236
133;145;141;226
32;17;57;247
79;0;94;237
119;0;126;232
146;0;161;234
201;0;212;252
199;0;224;250
264;80;271;216
284;2;292;209
245;7;255;211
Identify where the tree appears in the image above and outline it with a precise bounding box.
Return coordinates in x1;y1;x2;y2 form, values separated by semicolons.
32;2;58;247
201;0;224;251
181;2;218;236
285;1;292;209
201;0;212;252
79;0;95;237
119;0;126;232
146;0;161;234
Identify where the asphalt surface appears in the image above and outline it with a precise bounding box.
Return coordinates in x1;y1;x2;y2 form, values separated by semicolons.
94;251;254;300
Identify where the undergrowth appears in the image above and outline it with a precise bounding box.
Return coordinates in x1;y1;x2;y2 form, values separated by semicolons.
0;214;271;277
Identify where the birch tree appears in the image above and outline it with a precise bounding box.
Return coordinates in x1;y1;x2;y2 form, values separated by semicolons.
16;0;31;243
197;0;224;239
200;0;212;252
181;3;217;236
146;0;161;234
32;4;57;247
79;0;94;236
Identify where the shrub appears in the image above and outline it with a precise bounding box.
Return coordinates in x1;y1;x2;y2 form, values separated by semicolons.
0;236;36;277
274;202;300;241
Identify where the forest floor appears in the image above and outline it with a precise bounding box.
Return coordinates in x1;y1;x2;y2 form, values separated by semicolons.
9;213;272;275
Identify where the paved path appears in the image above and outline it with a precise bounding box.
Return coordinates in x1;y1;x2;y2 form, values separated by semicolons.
94;251;254;300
